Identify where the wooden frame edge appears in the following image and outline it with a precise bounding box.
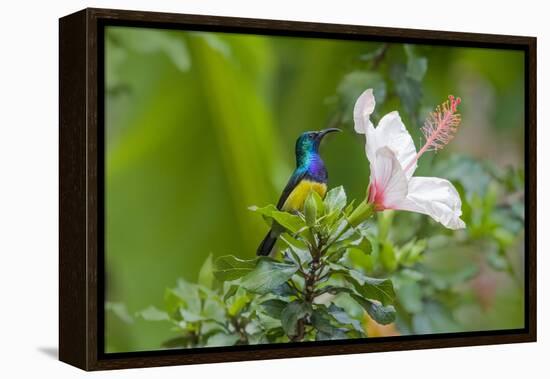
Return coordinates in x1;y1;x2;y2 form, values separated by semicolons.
59;9;89;370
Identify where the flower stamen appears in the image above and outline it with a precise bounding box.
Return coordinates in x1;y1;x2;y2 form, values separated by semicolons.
404;95;461;172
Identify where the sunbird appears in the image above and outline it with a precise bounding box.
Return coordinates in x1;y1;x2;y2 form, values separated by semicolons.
257;128;341;256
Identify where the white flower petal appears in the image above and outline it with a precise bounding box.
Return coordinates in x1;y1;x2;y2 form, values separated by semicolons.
353;88;375;134
371;111;418;179
394;177;466;230
370;147;408;209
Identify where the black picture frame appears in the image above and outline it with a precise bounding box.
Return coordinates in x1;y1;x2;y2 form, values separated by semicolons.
59;7;537;371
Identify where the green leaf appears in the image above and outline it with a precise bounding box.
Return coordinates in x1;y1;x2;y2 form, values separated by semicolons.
328;304;364;334
198;253;214;289
260;299;288;319
324;186;347;213
312;190;326;215
138;306;170;321
241;258;299;294
350;295;396;325
213;255;257;281
347;247;374;272
328;262;395;305
179;308;205;322
223;284;239;302
281;301;311;336
357;236;373;254
271;282;297;297
280;233;312;264
304;192;318;226
391;63;422;116
380;241;397;272
265;327;286;342
404;45;428;82
105;302;134;324
346;271;395;306
248;204;280;227
202;299;226;323
228;294;251;316
311;308;337;334
170;279;202;314
206;332;241;347
248;204;278;217
271;211;306;234
343;200;355;216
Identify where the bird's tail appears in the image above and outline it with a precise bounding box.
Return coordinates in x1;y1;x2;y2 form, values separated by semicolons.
256;229;279;256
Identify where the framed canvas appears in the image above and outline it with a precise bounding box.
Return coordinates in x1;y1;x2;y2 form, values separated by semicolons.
59;8;537;371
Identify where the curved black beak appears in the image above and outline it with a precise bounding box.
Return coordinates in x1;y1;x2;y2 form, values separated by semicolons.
317;127;341;140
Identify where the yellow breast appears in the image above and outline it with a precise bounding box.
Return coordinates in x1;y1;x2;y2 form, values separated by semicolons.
281;180;327;212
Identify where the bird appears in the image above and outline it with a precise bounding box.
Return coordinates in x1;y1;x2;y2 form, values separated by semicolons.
257;128;341;256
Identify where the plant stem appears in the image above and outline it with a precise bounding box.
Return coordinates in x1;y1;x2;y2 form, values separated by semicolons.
292;237;326;342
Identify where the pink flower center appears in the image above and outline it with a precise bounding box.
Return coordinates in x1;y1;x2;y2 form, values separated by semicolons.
368;181;386;211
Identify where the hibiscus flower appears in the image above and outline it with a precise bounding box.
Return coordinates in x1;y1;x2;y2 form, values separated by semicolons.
353;88;465;230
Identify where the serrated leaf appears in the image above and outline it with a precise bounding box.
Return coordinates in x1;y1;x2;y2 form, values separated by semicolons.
213;255;257;281
241;258;299;294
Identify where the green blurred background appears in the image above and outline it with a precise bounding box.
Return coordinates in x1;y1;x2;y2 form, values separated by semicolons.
104;26;525;352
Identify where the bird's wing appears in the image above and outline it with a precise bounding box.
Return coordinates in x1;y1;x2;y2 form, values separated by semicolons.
276;170;307;210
